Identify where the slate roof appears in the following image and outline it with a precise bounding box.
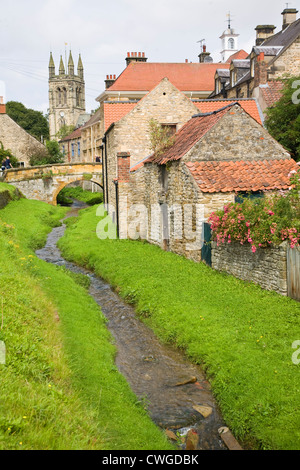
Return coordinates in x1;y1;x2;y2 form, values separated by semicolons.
185;159;299;193
260;18;300;65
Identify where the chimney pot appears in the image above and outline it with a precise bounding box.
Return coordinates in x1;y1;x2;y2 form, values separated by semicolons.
203;45;206;52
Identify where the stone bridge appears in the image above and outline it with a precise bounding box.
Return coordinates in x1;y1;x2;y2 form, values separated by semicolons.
1;163;103;205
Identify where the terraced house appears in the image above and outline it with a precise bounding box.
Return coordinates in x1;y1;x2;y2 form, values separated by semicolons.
211;7;300;111
113;102;298;263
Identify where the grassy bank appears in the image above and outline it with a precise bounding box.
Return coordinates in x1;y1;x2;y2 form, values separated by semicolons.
58;204;300;450
57;186;103;206
0;199;172;450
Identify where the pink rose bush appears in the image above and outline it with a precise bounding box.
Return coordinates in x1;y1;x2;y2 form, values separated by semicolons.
208;168;300;252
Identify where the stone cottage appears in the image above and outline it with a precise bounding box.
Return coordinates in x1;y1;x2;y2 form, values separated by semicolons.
102;78;200;211
0;99;47;167
114;102;298;262
211;8;300;111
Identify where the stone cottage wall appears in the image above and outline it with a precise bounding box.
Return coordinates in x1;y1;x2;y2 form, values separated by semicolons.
0;114;46;166
211;241;288;295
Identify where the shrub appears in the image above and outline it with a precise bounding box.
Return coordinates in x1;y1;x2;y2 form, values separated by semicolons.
208;167;300;252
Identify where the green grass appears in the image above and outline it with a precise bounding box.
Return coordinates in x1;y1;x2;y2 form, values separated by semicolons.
58;204;300;450
0;199;172;450
57;186;103;206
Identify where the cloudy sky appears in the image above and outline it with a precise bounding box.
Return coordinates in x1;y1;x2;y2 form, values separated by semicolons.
0;0;297;114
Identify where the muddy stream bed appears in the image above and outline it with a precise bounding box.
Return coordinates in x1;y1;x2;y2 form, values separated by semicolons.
36;200;236;451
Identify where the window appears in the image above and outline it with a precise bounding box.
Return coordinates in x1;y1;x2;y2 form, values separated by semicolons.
161;123;177;137
235;191;264;204
62;145;65;155
71;143;75;158
77;141;80;157
228;38;235;49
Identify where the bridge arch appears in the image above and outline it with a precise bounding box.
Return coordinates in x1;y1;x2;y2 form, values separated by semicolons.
52;177;103;205
2;163;103;206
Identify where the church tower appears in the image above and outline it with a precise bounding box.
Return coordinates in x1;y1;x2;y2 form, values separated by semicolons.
48;51;86;140
220;13;239;62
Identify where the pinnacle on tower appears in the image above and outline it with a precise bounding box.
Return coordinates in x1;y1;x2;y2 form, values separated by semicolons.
49;52;55;78
59;55;65;75
68;51;74;76
77;54;84;79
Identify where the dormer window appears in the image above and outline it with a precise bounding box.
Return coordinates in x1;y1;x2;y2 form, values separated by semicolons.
230;70;235;87
250;58;255;78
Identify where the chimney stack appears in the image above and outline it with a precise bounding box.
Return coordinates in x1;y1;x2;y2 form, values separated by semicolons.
281;8;298;30
198;46;212;63
254;52;268;88
255;25;276;45
0;97;6;114
117;152;131;183
125;52;148;67
105;74;117;89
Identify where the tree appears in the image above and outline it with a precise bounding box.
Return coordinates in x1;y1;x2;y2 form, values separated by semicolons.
56;125;76;140
0;141;19;167
148;118;176;157
29;140;64;166
265;76;300;162
6;101;49;142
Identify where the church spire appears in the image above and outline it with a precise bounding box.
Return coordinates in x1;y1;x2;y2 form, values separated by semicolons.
59;55;65;75
77;54;84;79
68;51;74;76
49;52;55;78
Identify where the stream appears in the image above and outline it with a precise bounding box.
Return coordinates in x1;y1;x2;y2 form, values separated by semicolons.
36;200;229;451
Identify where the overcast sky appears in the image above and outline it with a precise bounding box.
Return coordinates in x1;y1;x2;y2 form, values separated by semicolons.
0;0;298;115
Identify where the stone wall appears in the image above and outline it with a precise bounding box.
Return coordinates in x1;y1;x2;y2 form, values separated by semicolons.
182;106;290;163
268;37;300;79
212;241;288;295
0;114;47;166
120;161;235;262
105;78;199;212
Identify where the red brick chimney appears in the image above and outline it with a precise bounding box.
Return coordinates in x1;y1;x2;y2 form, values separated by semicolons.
105;74;117;89
0;97;6;114
125;52;147;67
254;52;268;87
117;152;131;183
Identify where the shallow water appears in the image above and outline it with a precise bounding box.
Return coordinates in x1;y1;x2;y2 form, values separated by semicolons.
36;200;228;450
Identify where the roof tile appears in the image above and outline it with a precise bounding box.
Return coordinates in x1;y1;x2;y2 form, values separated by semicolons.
186;159;298;193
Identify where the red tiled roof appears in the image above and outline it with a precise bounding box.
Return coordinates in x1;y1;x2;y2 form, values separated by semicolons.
107;62;231;92
146;103;237;165
193;99;263;125
260;80;284;108
226;49;249;63
59;127;82;142
104;101;137;131
185;159;298;193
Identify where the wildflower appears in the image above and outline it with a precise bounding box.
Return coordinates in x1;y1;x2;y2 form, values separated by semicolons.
251;245;257;253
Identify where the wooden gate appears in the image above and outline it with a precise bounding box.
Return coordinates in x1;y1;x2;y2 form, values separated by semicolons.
287;246;300;301
201;222;212;267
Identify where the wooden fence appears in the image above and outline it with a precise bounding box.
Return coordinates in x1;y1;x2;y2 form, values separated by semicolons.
287;246;300;302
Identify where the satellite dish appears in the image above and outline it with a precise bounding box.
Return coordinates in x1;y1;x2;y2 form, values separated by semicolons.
204;56;213;63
